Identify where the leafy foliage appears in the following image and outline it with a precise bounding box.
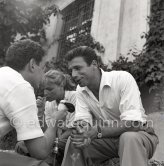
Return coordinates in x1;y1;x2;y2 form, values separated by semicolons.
0;0;58;148
45;33;106;73
45;58;69;73
0;0;58;62
61;25;105;57
112;0;164;91
0;130;17;150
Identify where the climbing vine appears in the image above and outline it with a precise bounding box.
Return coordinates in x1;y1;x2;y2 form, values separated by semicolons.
112;0;164;91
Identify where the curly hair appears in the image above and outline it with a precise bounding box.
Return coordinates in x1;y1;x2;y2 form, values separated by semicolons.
65;46;98;66
44;70;76;91
5;39;45;71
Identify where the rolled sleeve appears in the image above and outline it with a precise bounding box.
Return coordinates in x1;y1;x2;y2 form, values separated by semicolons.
119;72;147;123
74;92;93;125
4;84;44;141
120;110;147;123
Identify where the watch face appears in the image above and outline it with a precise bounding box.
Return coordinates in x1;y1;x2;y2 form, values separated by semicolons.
97;132;102;138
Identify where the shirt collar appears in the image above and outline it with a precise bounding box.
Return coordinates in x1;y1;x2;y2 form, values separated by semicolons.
80;69;112;93
64;91;70;100
100;69;112;87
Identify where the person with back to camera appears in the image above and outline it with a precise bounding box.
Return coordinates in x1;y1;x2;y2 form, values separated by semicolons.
0;39;68;166
61;46;159;166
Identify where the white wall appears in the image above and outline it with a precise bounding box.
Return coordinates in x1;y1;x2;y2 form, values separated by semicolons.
118;0;150;60
91;0;150;66
45;13;63;61
44;0;75;61
47;0;150;65
91;0;122;65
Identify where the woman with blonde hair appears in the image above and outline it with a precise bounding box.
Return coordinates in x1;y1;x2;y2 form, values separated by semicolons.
42;69;76;127
36;69;77;165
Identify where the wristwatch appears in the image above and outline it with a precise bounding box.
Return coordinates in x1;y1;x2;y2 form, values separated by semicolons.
97;125;102;139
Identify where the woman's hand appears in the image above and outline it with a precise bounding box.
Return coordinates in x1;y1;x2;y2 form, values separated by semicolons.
36;96;46;116
36;96;45;108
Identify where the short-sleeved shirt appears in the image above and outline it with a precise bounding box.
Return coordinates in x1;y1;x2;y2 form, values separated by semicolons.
45;91;76;128
0;67;44;141
74;70;147;125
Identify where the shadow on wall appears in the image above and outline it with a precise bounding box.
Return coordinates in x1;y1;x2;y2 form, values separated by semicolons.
140;84;164;161
140;84;164;114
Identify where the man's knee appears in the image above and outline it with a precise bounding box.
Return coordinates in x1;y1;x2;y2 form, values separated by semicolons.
119;132;142;145
39;162;49;166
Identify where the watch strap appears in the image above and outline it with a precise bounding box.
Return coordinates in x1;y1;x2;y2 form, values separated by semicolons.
97;125;102;139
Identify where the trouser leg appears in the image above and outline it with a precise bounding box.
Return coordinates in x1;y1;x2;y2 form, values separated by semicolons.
83;138;119;165
118;131;158;166
62;131;158;166
61;137;118;166
0;151;49;166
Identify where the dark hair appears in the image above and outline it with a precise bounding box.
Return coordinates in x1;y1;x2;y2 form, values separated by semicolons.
44;69;76;91
5;39;45;71
65;46;98;66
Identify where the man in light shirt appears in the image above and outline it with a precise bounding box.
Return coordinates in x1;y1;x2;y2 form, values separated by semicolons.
62;46;159;166
0;39;67;166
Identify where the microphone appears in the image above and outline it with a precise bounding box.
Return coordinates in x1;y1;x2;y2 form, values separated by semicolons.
59;100;75;113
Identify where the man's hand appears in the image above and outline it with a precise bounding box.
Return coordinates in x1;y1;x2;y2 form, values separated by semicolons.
51;103;68;123
58;102;69;112
70;125;97;149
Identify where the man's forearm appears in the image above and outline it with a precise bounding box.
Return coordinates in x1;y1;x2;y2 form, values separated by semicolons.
43;125;58;151
25;123;58;159
25;103;68;160
98;121;142;138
